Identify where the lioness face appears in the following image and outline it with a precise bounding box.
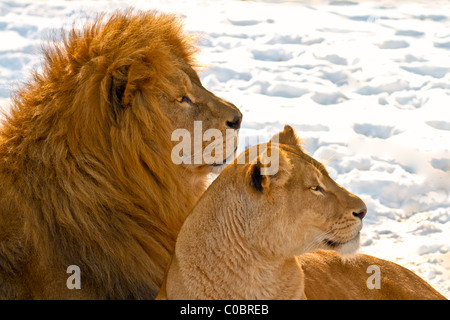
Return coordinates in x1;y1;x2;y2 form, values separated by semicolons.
282;146;367;256
229;126;366;259
160;63;242;173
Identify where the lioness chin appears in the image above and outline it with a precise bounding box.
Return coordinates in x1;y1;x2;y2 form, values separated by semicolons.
157;125;446;300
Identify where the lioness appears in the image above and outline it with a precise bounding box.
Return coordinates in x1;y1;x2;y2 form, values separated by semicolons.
0;11;241;299
157;126;446;300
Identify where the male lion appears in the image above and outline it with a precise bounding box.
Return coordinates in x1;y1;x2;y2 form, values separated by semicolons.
0;11;241;299
157;126;445;300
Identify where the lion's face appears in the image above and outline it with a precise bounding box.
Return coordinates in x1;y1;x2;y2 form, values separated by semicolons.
222;126;366;259
160;63;242;172
68;12;242;178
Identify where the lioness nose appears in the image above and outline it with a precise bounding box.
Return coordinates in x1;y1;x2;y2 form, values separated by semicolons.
226;115;242;130
352;208;367;220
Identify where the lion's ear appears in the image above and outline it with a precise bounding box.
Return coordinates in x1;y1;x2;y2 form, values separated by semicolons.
109;61;147;121
270;125;302;147
108;64;132;121
247;148;292;193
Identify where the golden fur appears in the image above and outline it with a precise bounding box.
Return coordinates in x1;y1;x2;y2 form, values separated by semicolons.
158;125;367;299
157;126;446;300
299;250;446;300
0;11;241;299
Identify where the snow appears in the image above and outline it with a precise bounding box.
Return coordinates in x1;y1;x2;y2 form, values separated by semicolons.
0;0;449;298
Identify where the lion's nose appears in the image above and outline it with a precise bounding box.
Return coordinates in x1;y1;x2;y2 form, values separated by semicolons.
226;115;242;130
352;208;367;220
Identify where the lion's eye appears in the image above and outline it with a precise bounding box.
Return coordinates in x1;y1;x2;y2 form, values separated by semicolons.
176;96;192;104
311;186;323;192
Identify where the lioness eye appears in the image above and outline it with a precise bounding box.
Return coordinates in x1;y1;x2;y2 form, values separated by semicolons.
176;96;192;104
311;186;323;192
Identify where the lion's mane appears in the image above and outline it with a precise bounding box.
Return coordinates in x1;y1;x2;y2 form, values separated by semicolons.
0;11;204;299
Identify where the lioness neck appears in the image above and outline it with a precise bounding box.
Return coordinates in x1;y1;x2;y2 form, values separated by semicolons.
167;208;307;300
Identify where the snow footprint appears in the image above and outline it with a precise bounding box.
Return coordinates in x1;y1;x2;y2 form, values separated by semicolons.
431;158;450;172
357;79;409;95
393;92;427;109
401;65;450;79
319;70;350;86
311;92;347;105
265;34;323;46
377;40;410;49
316;54;347;65
353;123;402;139
434;41;450;50
265;34;302;45
227;18;262;27
426;121;450;131
252;48;293;62
395;30;424;37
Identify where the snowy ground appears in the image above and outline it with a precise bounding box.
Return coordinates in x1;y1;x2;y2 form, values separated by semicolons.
0;0;449;298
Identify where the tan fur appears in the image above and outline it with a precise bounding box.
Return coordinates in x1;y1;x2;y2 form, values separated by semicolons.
0;11;241;299
159;125;366;299
299;250;446;300
158;126;446;300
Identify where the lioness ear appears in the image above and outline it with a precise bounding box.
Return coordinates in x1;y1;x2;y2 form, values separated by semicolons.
270;125;302;147
249;163;265;193
247;149;292;193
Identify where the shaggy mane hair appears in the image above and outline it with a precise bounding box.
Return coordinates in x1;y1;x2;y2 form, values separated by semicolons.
0;11;204;299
